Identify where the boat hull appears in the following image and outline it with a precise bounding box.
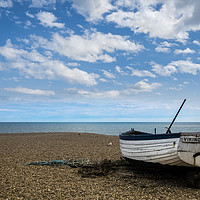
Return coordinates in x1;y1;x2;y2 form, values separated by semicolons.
120;132;200;167
178;133;200;167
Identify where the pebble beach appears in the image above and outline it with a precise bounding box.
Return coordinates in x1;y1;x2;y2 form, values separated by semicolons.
0;132;200;199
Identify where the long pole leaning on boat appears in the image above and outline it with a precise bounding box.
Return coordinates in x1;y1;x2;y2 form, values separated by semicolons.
166;99;186;134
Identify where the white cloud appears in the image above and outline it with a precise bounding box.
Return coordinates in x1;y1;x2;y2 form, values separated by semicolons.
0;39;26;59
99;78;107;82
0;0;13;8
152;60;200;76
26;11;34;18
67;62;80;67
115;65;127;75
24;59;98;86
37;30;144;63
115;0;136;8
0;109;19;112
124;79;161;94
174;48;195;54
152;64;177;76
168;87;182;91
160;41;176;48
30;0;56;8
107;0;200;41
78;89;120;98
126;66;156;78
115;66;122;73
36;11;65;28
183;81;189;85
102;69;115;79
16;38;30;45
171;60;200;75
24;20;32;28
51;61;99;86
155;46;170;53
66;88;120;98
155;41;177;53
193;40;200;46
5;87;55;96
72;0;114;21
0;40;99;86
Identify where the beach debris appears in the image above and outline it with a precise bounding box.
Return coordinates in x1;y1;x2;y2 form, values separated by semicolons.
107;142;112;146
25;158;129;178
25;159;91;168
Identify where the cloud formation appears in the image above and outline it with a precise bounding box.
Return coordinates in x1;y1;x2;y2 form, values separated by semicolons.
171;60;200;75
30;0;56;8
0;40;99;86
102;70;115;79
36;11;65;28
124;79;161;94
5;87;55;96
155;41;177;53
126;66;156;78
152;60;200;76
72;0;114;21
152;64;178;76
27;0;200;42
0;0;13;8
77;89;120;98
1;0;200;122
193;40;200;46
36;30;144;63
174;48;195;54
106;0;200;41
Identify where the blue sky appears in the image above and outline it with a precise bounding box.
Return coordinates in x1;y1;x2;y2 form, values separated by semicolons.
0;0;200;122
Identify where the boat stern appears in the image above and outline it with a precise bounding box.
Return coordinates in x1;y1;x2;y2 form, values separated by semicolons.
178;132;200;167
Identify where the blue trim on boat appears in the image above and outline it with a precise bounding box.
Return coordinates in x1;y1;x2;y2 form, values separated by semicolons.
119;132;181;141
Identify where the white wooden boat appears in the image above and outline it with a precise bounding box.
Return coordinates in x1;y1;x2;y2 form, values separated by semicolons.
120;99;200;167
120;130;200;167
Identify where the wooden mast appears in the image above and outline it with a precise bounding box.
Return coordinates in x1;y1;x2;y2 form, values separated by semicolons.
166;99;186;134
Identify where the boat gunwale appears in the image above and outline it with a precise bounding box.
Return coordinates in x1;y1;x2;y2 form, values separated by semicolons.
119;132;181;141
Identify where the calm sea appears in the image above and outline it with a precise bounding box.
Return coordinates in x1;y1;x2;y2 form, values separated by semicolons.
0;122;200;135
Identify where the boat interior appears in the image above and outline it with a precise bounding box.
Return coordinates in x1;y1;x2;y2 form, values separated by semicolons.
122;129;150;135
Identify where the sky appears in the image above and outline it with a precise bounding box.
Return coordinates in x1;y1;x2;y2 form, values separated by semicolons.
0;0;200;122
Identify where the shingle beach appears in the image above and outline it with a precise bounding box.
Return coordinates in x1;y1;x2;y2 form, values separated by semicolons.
0;132;200;199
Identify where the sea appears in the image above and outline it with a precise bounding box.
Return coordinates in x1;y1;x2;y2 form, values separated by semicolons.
0;122;200;135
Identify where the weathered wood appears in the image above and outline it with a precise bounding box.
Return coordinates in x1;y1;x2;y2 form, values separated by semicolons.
120;137;187;166
120;132;200;167
178;132;200;166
